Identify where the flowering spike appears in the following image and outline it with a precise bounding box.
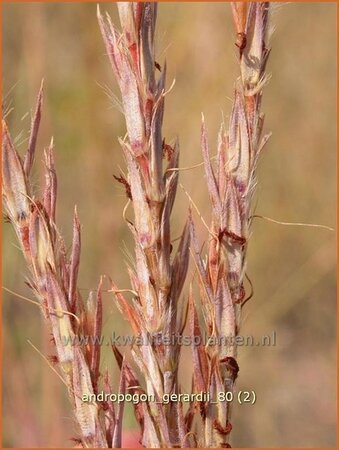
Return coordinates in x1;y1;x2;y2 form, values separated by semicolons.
194;3;271;445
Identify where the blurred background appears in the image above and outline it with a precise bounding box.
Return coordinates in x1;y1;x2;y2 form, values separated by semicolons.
2;2;336;448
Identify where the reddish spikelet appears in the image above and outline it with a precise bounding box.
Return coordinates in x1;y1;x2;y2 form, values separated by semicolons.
189;287;209;394
24;79;44;177
72;347;107;447
110;278;141;335
45;268;74;372
2;121;30;226
43;140;57;223
103;370;116;447
89;278;103;391
28;204;56;282
112;345;146;444
170;219;190;302
231;3;248;52
69;208;81;312
112;362;127;448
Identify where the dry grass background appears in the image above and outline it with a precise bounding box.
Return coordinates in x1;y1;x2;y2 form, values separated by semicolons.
2;2;336;448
